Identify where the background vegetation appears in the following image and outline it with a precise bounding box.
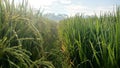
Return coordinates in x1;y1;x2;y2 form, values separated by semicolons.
0;0;120;68
58;9;120;68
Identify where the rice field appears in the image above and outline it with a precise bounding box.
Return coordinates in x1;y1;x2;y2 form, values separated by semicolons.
0;0;120;68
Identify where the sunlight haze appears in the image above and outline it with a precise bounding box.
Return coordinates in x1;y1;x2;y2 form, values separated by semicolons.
22;0;120;16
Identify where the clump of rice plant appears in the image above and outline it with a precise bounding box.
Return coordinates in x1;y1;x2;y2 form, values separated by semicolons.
58;7;120;68
0;0;55;68
1;0;120;68
0;37;32;68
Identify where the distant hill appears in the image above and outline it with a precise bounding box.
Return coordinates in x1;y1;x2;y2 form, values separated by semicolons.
44;13;68;22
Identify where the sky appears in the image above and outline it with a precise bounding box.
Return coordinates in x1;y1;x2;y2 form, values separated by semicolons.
16;0;120;16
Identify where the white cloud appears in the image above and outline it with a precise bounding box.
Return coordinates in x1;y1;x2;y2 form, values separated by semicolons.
91;6;115;16
28;0;59;14
65;4;90;16
59;0;71;4
14;0;116;16
65;4;115;16
9;0;117;16
28;0;57;8
95;6;114;12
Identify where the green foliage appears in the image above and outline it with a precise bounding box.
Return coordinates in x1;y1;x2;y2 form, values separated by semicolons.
0;37;32;68
0;0;120;68
58;8;120;68
0;0;55;68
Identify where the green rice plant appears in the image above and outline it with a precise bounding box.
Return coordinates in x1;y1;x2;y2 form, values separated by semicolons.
1;0;120;68
0;0;55;68
30;57;55;68
0;37;32;68
0;0;43;60
58;7;120;68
